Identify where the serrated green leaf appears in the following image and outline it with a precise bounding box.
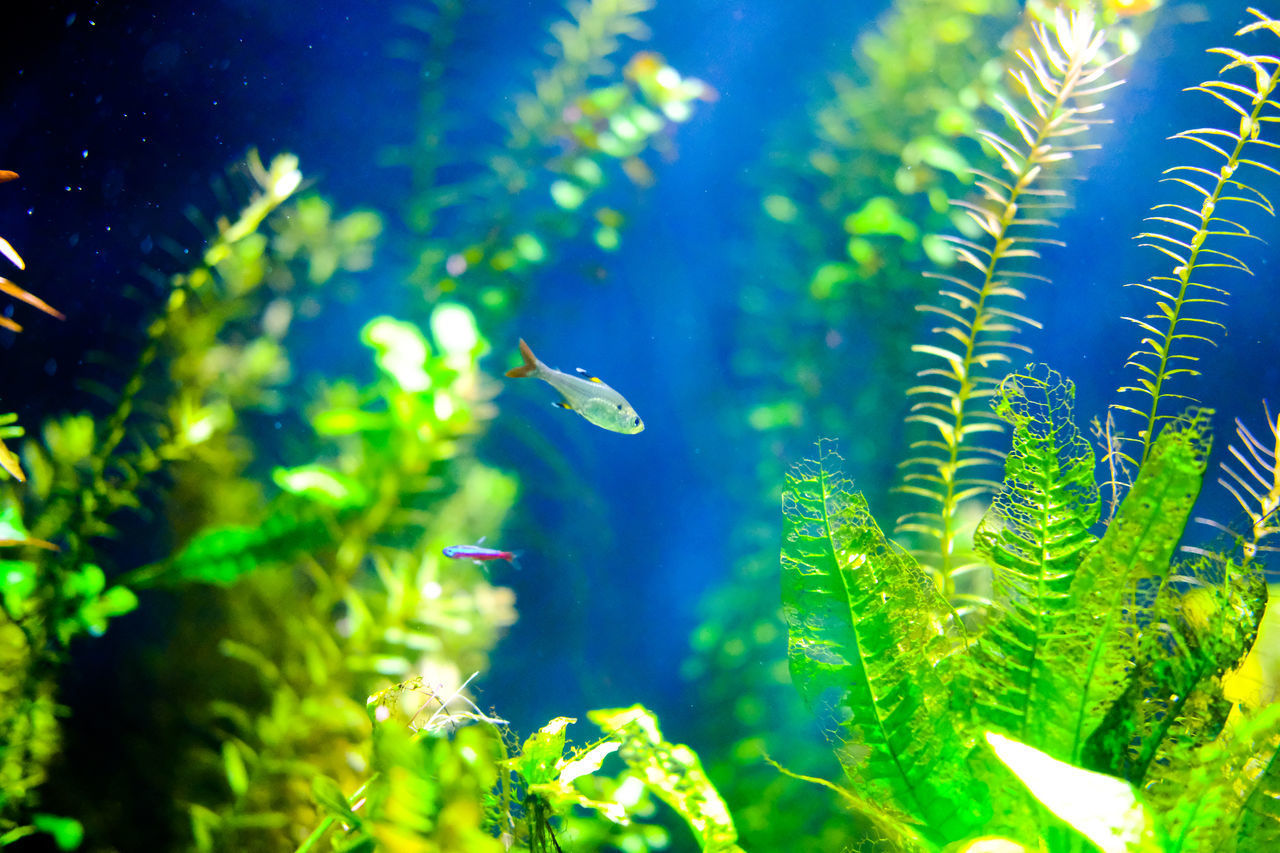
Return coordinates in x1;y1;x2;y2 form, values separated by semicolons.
781;439;984;841
966;367;1099;751
512;717;574;787
1054;411;1213;764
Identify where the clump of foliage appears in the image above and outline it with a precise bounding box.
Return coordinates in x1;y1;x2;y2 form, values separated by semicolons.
778;7;1280;851
304;696;742;853
0;150;322;848
390;0;712;317
2;0;712;849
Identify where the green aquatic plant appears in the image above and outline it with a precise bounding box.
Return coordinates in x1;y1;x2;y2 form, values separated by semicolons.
1112;8;1280;471
162;306;520;852
778;7;1280;851
0;151;311;847
304;692;740;853
781;405;1272;848
1211;404;1280;566
896;8;1123;604
689;3;1157;851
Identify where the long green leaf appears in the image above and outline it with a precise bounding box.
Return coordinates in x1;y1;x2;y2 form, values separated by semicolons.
781;439;983;842
1053;411;1212;764
122;501;340;587
1152;702;1280;852
1089;551;1266;785
985;732;1160;853
967;367;1100;752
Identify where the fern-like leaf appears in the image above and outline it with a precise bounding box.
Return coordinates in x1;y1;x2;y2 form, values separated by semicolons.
781;440;983;842
896;10;1123;599
964;366;1100;752
1051;410;1212;765
1201;402;1280;564
1115;8;1280;467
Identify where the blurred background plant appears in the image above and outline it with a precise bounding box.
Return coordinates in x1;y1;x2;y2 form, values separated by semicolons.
0;0;710;849
387;0;712;319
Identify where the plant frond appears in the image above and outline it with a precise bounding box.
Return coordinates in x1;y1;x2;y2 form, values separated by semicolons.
1087;549;1266;791
782;440;984;842
962;367;1100;753
1208;401;1280;564
1112;11;1280;471
895;9;1124;601
1051;410;1213;765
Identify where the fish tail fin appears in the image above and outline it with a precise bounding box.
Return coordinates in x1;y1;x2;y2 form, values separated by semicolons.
507;551;523;570
504;339;540;378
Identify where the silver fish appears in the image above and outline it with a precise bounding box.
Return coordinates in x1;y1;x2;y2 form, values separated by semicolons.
505;338;644;434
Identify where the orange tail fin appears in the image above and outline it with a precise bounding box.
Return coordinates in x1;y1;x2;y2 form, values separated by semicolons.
505;338;540;378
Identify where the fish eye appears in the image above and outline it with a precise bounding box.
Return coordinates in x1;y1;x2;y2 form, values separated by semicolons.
616;404;623;410
633;417;640;426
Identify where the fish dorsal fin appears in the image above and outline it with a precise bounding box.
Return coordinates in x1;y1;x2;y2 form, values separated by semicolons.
476;536;486;545
575;367;604;383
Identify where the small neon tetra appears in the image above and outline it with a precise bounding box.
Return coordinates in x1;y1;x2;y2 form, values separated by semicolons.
505;338;644;434
442;537;520;569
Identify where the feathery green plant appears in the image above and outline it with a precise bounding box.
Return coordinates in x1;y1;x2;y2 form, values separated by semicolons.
1113;7;1280;470
1202;403;1280;565
960;366;1099;753
687;5;1162;851
896;9;1123;603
